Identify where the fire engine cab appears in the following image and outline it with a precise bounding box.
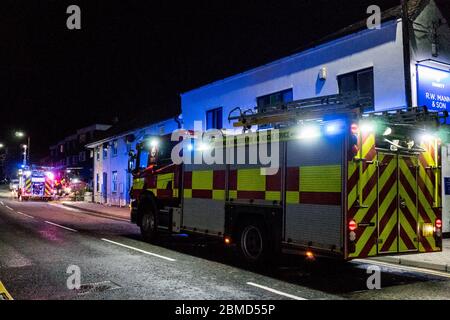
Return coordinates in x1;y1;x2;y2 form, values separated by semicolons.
129;94;446;264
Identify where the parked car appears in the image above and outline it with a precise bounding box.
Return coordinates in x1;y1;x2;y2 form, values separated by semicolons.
9;179;19;191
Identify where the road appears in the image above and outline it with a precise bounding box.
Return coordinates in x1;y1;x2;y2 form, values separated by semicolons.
1;187;450;300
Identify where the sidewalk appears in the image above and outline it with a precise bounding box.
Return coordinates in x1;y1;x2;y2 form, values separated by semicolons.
369;239;450;273
62;201;130;221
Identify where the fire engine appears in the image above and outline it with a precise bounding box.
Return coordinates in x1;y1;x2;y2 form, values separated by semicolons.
18;167;55;201
129;94;446;264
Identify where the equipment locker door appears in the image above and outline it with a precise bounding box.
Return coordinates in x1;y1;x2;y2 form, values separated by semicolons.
376;152;419;254
377;153;398;254
398;155;419;252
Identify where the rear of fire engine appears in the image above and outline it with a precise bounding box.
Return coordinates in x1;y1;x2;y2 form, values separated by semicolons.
129;94;445;265
18;169;55;201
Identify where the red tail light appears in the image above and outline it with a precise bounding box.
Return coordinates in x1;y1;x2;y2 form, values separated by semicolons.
349;220;357;231
436;219;442;229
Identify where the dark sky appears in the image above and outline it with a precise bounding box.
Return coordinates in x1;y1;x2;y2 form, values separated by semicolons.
1;0;410;159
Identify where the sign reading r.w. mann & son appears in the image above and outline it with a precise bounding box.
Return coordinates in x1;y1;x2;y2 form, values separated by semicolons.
417;64;450;112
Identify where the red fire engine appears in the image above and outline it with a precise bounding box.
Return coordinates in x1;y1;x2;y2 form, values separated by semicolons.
129;94;446;264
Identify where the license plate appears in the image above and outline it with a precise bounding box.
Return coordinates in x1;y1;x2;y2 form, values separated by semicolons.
422;223;434;237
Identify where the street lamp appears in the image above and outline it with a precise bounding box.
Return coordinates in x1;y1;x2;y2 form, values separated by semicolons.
0;143;4;149
15;131;30;166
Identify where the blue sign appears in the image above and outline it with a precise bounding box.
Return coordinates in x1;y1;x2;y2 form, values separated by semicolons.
417;65;450;112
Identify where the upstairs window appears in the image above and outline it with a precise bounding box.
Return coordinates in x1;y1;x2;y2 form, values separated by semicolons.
103;144;108;159
338;68;374;112
257;89;293;110
112;140;118;156
257;89;293;129
206;107;223;130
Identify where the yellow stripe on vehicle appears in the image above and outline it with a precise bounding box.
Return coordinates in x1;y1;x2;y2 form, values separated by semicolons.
237;169;265;192
0;281;13;300
191;170;213;190
299;165;341;193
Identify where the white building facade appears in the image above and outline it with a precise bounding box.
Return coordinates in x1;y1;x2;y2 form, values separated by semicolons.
181;1;450;234
87;119;179;206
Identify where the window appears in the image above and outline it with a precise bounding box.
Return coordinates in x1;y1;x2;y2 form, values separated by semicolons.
257;89;293;129
60;144;64;153
338;68;374;112
103;144;108;159
96;173;100;192
96;148;100;161
72;155;78;165
257;89;293;110
206;107;223;130
112;171;118;193
112;140;118;156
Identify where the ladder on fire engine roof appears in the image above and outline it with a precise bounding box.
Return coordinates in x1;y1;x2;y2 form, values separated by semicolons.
228;92;448;130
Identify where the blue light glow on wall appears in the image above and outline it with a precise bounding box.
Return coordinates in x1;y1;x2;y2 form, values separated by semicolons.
417;65;450;111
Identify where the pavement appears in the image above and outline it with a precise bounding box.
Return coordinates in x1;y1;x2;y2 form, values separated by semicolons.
64;201;450;275
60;201;130;221
370;239;450;273
2;186;450;300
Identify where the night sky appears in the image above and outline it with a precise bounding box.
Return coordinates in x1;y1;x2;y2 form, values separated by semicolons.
0;0;417;159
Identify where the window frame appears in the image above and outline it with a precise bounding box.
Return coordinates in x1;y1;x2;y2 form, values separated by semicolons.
205;107;223;130
337;67;374;112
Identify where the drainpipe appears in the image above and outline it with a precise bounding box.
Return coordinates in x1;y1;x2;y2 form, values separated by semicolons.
401;0;413;109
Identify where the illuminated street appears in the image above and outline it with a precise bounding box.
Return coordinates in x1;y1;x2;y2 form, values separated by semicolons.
1;186;450;300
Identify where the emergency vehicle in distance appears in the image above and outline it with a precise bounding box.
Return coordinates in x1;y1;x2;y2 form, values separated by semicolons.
129;94;445;264
17;167;56;201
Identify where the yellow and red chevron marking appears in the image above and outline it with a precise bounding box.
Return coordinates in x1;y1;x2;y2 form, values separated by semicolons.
348;132;378;258
25;178;32;193
398;156;419;252
45;180;52;195
377;153;399;253
417;141;442;252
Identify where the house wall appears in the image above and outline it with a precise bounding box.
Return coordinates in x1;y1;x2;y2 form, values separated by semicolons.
410;0;450;234
181;20;407;132
92;119;179;206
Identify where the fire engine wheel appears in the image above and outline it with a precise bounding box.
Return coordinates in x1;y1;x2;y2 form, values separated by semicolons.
140;202;158;243
237;220;270;264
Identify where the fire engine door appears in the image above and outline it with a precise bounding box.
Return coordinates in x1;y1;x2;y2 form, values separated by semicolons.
377;153;419;254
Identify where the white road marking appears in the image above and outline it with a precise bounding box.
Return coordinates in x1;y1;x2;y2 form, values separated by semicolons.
355;259;450;279
0;201;4;205
246;282;307;300
101;238;176;262
5;206;14;211
44;221;78;232
16;211;34;219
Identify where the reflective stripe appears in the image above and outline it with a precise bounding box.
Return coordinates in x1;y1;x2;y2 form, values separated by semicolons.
237;169;265;192
299;165;341;193
192;171;213;190
133;178;145;190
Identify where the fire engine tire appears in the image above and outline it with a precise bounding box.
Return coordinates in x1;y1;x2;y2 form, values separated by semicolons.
237;219;271;265
139;200;158;243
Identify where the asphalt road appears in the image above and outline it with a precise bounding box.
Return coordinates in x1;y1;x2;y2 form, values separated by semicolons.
1;187;450;300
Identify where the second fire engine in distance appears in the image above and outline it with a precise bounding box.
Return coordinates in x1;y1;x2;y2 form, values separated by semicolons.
17;167;56;202
128;97;445;265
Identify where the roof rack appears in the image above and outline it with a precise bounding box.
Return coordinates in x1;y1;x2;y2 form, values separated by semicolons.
228;92;372;129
